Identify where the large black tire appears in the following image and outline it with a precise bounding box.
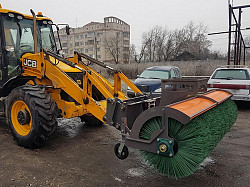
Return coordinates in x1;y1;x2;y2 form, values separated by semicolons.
80;115;103;126
5;85;58;148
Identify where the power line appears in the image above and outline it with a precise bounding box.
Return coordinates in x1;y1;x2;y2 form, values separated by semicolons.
208;36;228;40
211;42;228;45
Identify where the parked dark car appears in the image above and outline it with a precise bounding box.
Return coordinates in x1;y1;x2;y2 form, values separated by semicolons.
127;66;182;97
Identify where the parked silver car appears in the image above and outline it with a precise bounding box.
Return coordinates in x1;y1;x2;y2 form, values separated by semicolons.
207;66;250;101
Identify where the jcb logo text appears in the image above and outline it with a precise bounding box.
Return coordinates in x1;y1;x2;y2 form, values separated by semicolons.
23;59;37;68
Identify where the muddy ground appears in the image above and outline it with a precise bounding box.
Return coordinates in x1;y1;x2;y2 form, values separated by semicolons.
0;102;249;187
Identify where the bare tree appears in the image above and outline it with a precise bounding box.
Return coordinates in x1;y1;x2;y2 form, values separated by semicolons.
130;44;137;63
244;37;250;60
105;35;120;64
140;22;212;62
162;31;175;61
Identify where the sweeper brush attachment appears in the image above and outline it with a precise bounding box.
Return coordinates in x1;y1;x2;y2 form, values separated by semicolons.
107;78;238;178
140;99;237;178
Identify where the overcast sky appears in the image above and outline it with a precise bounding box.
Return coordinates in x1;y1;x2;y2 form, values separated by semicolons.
3;0;250;53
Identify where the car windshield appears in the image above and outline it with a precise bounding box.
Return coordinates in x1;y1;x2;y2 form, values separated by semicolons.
212;69;249;80
139;69;169;79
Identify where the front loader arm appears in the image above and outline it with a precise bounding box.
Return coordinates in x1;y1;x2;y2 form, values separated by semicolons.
20;51;108;121
20;50;144;123
74;52;142;98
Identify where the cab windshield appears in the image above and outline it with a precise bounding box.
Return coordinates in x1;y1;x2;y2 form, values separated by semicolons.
3;14;56;77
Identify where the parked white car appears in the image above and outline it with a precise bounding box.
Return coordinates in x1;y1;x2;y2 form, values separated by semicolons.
207;66;250;101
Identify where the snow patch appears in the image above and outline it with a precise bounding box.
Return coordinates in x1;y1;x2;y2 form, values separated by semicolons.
126;168;145;177
200;157;215;168
114;177;122;182
57;118;83;138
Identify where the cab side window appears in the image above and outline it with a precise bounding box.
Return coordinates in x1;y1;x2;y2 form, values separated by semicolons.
174;69;181;78
170;69;176;78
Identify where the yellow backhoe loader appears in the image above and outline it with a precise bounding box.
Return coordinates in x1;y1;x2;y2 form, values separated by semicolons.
0;5;237;178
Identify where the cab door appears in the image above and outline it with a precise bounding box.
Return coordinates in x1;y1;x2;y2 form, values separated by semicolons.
0;15;8;86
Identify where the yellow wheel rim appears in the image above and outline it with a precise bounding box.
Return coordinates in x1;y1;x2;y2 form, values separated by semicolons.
11;100;32;136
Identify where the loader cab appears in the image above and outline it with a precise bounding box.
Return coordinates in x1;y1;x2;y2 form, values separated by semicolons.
0;10;57;85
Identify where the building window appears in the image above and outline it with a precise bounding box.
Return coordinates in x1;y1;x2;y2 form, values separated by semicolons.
89;47;93;52
123;47;129;51
75;42;80;46
61;36;67;40
62;43;67;47
97;55;101;59
85;49;88;53
81;35;84;39
123;32;130;38
86;32;95;38
70;44;73;47
87;40;95;45
123;40;129;45
97;48;100;51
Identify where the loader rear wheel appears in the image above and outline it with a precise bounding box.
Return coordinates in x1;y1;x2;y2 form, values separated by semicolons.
6;85;57;148
80;115;103;126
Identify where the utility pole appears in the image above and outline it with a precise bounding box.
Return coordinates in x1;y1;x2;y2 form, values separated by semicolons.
75;19;78;28
95;35;98;60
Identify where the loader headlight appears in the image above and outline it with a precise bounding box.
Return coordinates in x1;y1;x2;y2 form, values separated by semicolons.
127;86;132;91
8;13;15;18
17;15;23;20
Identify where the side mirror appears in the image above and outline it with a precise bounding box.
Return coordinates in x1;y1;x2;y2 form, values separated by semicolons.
66;25;70;35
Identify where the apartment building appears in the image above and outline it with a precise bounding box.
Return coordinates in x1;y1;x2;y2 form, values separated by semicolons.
55;16;130;63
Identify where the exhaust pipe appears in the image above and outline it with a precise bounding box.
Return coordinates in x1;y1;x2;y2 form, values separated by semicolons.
30;9;37;53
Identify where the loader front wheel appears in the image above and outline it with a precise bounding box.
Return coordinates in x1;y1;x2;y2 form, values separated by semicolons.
6;85;57;148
